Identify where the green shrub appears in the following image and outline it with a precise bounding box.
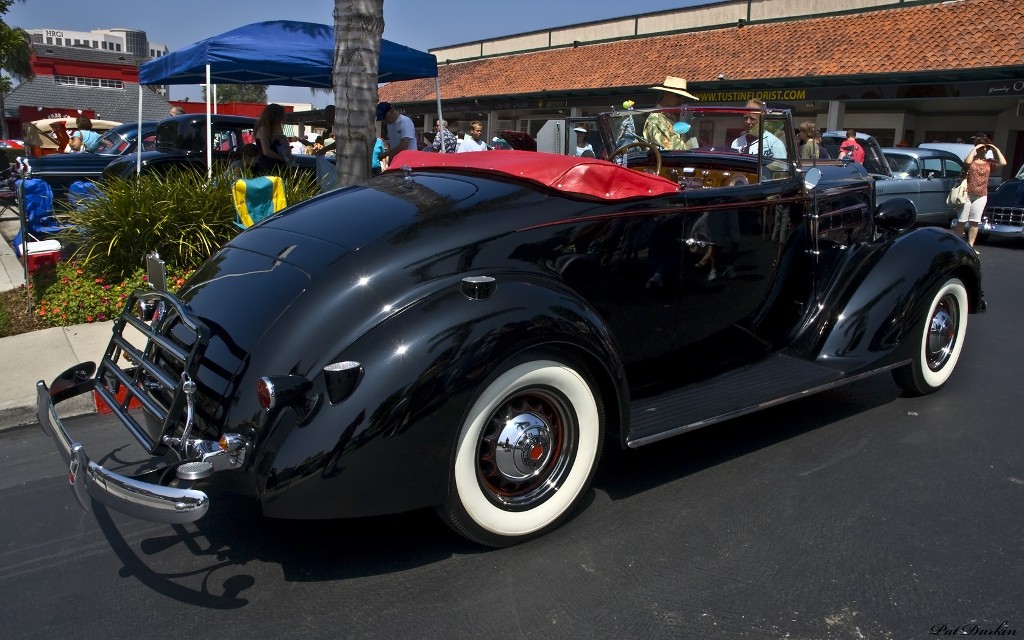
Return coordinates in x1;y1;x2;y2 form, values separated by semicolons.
26;166;323;327
58;168;238;279
58;165;322;281
276;166;322;210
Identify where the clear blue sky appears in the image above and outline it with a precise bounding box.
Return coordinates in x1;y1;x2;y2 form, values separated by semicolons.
4;0;706;106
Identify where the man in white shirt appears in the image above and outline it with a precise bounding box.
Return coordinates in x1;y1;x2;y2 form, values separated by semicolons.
376;102;416;164
730;99;787;161
457;121;489;152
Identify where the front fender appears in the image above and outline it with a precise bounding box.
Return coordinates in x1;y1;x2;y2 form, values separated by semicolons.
813;226;980;373
255;275;626;519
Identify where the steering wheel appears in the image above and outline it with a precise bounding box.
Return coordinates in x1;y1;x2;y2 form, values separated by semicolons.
611;140;662;175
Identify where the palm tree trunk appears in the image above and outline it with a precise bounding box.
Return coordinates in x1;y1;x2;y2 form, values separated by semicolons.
333;0;384;187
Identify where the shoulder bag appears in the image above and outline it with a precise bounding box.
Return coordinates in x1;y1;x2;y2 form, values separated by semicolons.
947;175;968;207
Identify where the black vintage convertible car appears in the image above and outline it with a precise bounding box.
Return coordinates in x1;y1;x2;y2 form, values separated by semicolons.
38;105;984;547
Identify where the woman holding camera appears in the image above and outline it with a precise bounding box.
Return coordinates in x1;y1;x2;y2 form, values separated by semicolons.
954;137;1006;251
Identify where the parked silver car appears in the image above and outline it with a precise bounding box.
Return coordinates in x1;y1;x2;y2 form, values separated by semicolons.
821;131;965;226
881;147;966;224
919;142;1003;189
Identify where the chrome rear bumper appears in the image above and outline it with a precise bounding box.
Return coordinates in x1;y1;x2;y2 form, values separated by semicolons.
36;374;210;524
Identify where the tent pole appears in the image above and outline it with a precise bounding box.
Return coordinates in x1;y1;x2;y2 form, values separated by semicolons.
17;179;29;312
435;77;445;153
136;85;143;175
206;65;213;180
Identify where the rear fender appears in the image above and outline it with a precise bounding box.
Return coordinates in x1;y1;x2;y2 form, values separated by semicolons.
256;275;627;519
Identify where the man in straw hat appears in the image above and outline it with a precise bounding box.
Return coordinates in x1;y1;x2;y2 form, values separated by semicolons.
643;76;699;150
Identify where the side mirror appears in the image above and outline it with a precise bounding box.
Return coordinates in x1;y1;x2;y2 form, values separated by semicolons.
803;167;822;191
875;196;916;230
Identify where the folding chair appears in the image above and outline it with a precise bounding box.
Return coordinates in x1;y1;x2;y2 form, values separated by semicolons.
12;178;66;257
67;180;103;211
232;176;287;229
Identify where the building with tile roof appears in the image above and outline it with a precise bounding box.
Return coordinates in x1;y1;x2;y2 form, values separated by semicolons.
379;0;1024;174
3;39;174;140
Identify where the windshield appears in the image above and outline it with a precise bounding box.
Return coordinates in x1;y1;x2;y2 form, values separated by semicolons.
92;129;130;154
603;107;791;157
597;106;797;182
886;153;919;177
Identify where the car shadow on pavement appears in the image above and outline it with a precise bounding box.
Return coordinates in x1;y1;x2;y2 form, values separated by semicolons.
594;374;903;500
87;375;900;608
93;491;480;608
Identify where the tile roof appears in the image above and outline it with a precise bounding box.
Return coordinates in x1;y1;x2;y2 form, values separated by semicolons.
380;0;1022;103
4;43;172;124
5;78;172;124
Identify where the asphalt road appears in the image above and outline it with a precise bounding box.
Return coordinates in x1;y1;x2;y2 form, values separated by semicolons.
2;238;1022;640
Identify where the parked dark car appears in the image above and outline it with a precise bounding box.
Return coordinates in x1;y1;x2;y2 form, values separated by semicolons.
978;161;1024;241
821;131;962;224
38;105;984;547
879;147;966;224
103;113;319;180
16;121;158;201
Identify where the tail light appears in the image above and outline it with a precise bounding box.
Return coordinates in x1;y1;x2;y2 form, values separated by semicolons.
257;375;312;410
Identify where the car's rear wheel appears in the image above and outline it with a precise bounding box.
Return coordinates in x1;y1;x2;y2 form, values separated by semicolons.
439;356;604;547
893;277;968;395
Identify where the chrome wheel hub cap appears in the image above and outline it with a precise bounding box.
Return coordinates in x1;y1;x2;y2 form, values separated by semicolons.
926;296;957;371
494;412;552;480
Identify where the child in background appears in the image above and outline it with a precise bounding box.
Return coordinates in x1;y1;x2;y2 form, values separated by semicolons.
227;143;260;180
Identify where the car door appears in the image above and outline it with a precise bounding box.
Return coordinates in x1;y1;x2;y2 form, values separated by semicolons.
663;109;809;386
917;155;953;222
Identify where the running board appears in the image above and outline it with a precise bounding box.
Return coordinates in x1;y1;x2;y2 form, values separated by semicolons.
626;354;845;447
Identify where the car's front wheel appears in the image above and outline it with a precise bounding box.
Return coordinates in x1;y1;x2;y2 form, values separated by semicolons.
439;356;604;547
893;276;968;395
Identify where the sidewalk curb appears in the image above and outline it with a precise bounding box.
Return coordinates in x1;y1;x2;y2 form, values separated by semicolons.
0;322;115;432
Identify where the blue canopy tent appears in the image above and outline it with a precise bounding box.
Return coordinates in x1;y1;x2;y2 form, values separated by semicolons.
139;20;438;87
135;20;440;174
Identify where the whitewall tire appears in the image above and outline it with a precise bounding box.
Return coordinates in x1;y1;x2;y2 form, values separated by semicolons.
440;358;604;547
893;277;968;395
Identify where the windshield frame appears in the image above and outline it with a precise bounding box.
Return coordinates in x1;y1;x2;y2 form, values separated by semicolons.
595;105;798;180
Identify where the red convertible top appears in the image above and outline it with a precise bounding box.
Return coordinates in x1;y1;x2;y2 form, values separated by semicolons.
389;149;680;200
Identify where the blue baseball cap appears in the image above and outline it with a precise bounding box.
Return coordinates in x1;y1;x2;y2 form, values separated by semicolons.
375;102;392;121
